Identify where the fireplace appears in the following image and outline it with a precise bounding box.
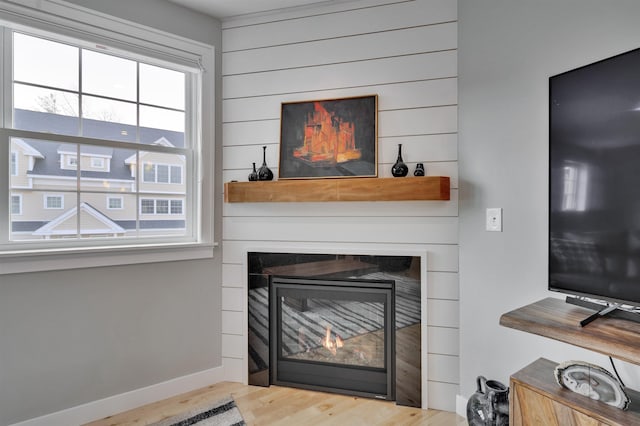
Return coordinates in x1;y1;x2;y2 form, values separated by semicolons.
247;252;424;407
270;276;395;400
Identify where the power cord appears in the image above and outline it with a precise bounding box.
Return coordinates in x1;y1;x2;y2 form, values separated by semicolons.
609;356;626;388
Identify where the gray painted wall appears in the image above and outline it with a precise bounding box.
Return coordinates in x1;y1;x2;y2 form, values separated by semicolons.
459;0;640;400
0;1;222;425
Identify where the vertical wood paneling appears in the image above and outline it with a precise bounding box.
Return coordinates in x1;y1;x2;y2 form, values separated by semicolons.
221;0;458;411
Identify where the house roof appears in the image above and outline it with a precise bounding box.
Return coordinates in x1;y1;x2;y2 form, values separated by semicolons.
32;202;126;236
14;108;185;180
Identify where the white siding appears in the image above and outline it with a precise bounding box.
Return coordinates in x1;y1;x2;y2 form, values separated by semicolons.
221;0;458;411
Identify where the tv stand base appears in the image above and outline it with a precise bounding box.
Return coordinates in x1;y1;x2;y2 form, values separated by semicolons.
565;296;640;325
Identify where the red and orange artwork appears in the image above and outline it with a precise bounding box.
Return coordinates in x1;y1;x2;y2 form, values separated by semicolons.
292;102;361;166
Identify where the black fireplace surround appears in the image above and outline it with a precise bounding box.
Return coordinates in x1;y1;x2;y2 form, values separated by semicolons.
247;252;423;407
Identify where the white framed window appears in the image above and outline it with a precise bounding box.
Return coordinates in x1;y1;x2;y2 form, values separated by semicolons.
44;194;64;209
140;198;184;215
10;151;18;175
107;196;123;210
143;163;182;184
91;157;104;168
11;194;22;215
0;0;215;274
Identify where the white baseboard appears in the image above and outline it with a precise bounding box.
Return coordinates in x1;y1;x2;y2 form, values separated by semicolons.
456;394;468;419
10;366;225;426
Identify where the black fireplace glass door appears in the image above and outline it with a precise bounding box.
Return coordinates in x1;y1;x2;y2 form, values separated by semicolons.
270;276;395;400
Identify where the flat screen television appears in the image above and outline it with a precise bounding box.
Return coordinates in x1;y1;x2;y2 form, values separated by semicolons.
549;47;640;310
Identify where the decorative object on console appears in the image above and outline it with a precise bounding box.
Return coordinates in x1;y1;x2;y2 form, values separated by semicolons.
258;146;274;181
466;375;509;426
554;360;630;410
391;143;408;177
248;162;258;181
279;95;377;179
414;163;425;176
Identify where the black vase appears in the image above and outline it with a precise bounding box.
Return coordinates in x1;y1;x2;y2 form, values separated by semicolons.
414;163;425;176
258;146;274;181
391;144;409;177
248;162;258;181
466;376;509;426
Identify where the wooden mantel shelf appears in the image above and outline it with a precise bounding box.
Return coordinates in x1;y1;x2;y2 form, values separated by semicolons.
224;176;450;203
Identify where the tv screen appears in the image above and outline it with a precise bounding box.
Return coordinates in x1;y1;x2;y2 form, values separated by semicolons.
549;47;640;306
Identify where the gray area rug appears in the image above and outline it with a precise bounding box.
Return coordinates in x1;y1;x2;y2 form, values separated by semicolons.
150;396;245;426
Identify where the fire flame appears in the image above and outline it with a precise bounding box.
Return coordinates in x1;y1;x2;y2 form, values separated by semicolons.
321;325;343;355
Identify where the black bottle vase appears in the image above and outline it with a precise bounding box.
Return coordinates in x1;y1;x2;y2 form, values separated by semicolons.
391;143;409;177
258;146;274;181
248;162;258;181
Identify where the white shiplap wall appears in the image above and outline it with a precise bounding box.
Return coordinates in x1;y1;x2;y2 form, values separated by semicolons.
220;0;459;411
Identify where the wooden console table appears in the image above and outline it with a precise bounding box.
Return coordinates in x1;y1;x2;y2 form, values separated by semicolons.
501;298;640;425
511;358;640;425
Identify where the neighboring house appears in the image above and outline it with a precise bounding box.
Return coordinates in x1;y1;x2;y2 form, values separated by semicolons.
10;109;186;240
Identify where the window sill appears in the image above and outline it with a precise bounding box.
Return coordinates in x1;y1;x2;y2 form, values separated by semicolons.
0;242;217;275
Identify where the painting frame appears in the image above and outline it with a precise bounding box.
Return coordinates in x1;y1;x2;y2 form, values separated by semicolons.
278;94;378;179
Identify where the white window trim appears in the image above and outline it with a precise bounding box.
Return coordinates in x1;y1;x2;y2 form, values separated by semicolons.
0;0;216;275
44;194;64;210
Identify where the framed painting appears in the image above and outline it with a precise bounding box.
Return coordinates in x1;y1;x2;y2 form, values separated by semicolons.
278;95;377;179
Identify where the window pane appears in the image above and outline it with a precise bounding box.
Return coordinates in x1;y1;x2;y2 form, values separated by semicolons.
140;63;185;110
170;199;182;214
82;50;136;101
14;84;80;135
140;106;184;132
143;163;156;182
79;194;127;239
170;165;182;184
14;33;79;91
81;96;137;143
10;152;18;176
156;199;169;214
157;164;169;183
108;197;123;209
138;152;186;192
80;146;135;193
45;195;63;209
141;199;154;214
11;191;78;241
10;138;69;191
11;195;21;215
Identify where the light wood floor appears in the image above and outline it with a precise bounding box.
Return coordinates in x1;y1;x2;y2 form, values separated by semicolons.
84;382;467;426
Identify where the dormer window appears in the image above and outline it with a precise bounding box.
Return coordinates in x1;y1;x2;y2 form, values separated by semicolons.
91;157;104;168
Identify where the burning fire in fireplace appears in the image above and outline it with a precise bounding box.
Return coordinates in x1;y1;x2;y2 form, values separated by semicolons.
321;325;343;355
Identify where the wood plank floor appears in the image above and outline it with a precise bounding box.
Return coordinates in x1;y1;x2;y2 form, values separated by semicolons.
84;382;467;425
